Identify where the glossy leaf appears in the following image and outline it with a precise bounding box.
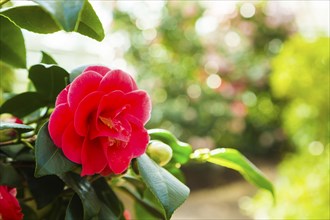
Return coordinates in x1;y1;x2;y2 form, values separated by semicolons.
192;148;275;197
28;64;69;104
0;15;26;68
33;0;85;31
76;1;105;41
66;194;83;220
0;162;22;187
41;51;58;64
35;122;77;177
148;129;192;164
137;154;190;220
0;122;33;134
58;172;119;220
0;143;25;158
21;167;65;209
1;6;60;33
92;178;124;219
0;92;47;118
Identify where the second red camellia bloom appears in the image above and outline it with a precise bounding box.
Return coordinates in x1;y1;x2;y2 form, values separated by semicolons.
48;66;151;176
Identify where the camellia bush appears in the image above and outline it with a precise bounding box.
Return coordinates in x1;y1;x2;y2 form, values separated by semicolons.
0;1;273;219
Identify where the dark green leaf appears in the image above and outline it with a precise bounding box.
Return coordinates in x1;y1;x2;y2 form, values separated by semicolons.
66;194;83;220
20;203;38;220
192;148;275;197
76;1;104;41
21;166;65;209
92;178;124;219
0;15;26;68
0;92;47;118
70;65;88;82
58;172;100;220
28;64;69;104
0;143;25;158
35;122;77;177
0;161;22;187
137;154;190;220
41;51;58;64
0;122;34;133
148;129;192;165
1;6;60;33
33;0;85;31
119;186;164;220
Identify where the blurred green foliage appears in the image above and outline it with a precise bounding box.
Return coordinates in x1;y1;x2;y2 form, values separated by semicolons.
243;36;330;219
112;2;296;157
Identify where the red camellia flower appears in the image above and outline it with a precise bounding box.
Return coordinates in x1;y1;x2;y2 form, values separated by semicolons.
0;186;24;220
48;66;151;176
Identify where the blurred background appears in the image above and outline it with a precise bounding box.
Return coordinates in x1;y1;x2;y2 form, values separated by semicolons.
1;1;329;219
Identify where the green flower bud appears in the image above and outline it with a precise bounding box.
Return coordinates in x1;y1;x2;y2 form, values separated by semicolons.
147;141;173;166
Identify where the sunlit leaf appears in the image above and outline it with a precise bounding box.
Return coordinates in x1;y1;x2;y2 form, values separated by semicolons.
35;122;77;177
28;64;69;104
192;148;275;198
137;154;190;220
41;51;58;64
148;129;192;164
76;1;105;41
0;122;33;134
33;0;85;31
0;15;26;68
0;92;47;118
1;6;60;33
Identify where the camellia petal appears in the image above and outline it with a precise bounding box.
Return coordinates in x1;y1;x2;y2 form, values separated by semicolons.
127;124;149;157
124;90;152;125
74;91;104;136
68;70;103;110
84;65;111;76
0;186;23;220
49;103;73;148
98;69;138;93
61;122;84;164
106;144;133;174
55;85;70;106
81;138;108;176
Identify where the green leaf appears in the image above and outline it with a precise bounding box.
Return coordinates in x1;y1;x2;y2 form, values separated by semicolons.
35;122;77;177
0;161;22;187
41;51;58;64
76;1;105;41
137;154;190;220
148;129;192;164
0;122;34;133
0;15;26;68
91;178;124;219
33;0;85;31
0;92;47;118
21;167;65;209
28;64;69;104
1;6;60;33
66;194;83;220
58;172;119;220
192;148;275;198
0;143;25;158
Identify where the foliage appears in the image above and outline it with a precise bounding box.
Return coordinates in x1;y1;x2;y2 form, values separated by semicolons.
0;1;273;219
243;36;330;219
